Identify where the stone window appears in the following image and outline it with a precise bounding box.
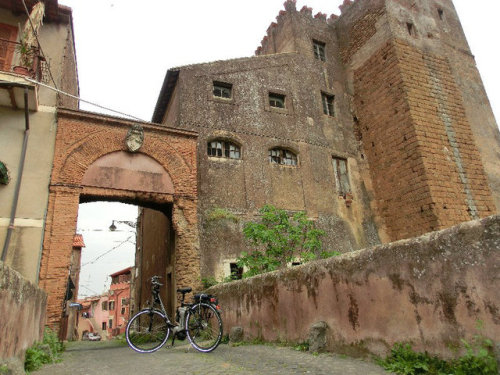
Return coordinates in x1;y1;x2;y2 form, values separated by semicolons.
108;300;115;310
269;148;297;166
332;157;351;196
207;139;241;159
108;318;113;329
321;92;335;116
213;81;232;99
313;40;326;61
101;301;108;311
121;306;126;315
102;322;106;330
437;8;444;20
269;93;286;109
406;22;415;36
229;263;243;280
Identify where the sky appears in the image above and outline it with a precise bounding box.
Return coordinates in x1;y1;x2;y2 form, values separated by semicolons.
61;0;499;297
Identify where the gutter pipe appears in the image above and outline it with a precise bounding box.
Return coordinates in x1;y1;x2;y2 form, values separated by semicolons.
2;87;30;261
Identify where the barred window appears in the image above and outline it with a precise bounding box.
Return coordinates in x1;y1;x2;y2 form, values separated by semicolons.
321;92;335;116
269;148;297;166
313;40;326;61
207;140;241;159
269;93;286;109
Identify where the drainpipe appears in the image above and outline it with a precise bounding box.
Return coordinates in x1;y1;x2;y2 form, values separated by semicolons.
2;87;30;261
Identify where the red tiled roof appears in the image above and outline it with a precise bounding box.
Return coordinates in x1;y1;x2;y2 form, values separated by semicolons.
109;266;132;277
73;234;85;248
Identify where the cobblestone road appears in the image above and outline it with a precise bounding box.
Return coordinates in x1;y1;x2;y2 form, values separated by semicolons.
34;341;391;375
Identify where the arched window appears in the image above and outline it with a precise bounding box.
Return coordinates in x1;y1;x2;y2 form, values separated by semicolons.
207;139;241;159
269;148;297;166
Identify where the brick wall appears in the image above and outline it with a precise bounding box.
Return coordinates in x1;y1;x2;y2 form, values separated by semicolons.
39;109;199;330
353;39;494;240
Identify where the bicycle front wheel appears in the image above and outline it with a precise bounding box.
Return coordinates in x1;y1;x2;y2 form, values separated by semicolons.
125;309;170;353
186;302;223;352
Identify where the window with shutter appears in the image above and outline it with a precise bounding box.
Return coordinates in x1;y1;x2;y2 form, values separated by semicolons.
0;24;18;71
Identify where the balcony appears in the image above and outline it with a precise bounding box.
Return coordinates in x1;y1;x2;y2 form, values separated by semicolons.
0;38;42;111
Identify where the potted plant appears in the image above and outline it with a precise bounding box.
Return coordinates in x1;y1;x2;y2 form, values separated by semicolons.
13;33;34;76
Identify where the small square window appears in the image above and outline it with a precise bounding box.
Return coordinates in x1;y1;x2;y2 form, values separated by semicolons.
313;40;326;61
269;93;286;109
213;81;232;99
321;93;335;116
229;263;243;280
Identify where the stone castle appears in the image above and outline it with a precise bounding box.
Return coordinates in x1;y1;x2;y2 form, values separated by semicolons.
146;0;499;280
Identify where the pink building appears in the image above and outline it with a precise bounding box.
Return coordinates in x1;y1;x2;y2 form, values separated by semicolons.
107;267;132;337
77;294;109;340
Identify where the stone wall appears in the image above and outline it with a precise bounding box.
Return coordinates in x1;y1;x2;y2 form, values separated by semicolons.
209;215;500;358
0;262;47;373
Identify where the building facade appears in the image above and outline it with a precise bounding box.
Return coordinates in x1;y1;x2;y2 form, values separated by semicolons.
150;0;499;280
0;0;78;282
107;267;131;337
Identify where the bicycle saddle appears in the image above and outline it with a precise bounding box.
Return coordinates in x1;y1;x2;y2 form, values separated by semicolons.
177;287;192;294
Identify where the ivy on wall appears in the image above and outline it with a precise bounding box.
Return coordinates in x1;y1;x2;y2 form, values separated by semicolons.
0;161;9;185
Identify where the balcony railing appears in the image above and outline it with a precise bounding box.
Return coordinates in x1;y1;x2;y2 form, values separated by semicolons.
0;37;44;81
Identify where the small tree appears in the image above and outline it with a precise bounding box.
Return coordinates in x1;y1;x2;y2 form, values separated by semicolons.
237;205;327;277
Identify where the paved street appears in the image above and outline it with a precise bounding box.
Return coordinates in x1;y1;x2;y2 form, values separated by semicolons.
34;340;390;375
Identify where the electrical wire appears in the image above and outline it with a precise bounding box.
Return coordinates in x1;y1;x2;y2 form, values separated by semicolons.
80;235;134;268
21;0;58;89
24;76;146;122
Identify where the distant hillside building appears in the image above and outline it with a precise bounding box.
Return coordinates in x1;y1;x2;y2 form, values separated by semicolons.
149;0;499;281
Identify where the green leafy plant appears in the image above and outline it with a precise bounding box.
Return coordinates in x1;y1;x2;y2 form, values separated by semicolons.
201;276;219;289
24;327;65;373
377;339;497;375
294;341;310;352
237;205;326;277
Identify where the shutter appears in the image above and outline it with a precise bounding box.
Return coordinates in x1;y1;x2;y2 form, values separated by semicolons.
0;24;18;71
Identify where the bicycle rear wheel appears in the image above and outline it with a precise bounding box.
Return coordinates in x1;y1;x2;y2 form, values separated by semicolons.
125;309;170;353
186;302;223;352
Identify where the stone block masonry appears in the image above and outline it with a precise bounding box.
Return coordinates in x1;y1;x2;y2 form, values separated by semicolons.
209;215;500;358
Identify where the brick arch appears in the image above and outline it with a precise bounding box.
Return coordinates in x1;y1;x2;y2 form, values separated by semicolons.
39;109;199;331
55;129;194;196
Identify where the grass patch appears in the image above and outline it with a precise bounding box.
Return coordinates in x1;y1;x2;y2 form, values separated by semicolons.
377;338;497;375
24;327;65;373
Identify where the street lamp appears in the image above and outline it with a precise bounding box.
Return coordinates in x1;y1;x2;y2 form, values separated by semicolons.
109;220;136;231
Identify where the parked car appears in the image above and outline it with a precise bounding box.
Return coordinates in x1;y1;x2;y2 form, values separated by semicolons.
82;332;101;341
88;332;101;341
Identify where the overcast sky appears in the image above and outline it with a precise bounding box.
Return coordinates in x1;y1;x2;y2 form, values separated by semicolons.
60;0;499;297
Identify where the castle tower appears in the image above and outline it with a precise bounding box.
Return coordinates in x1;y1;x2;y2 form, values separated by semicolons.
335;0;498;240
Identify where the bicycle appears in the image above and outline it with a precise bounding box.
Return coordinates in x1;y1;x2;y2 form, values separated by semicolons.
125;275;223;353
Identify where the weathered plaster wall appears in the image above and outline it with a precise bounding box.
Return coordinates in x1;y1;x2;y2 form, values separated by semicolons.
169;50;380;280
209;215;500;358
0;261;47;373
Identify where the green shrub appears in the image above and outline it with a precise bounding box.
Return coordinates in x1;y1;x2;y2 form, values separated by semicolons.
25;327;64;373
378;339;497;375
237;205;327;277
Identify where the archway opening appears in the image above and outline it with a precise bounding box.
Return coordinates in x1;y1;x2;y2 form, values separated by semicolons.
62;199;175;342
